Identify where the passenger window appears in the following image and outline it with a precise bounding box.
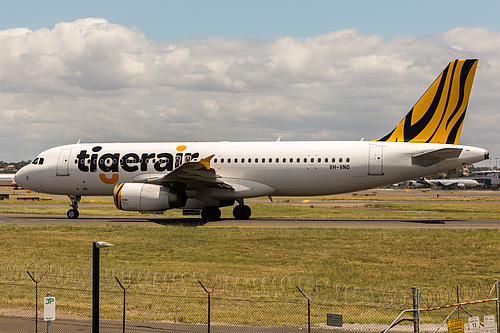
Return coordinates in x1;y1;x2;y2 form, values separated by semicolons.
234;158;238;163
276;158;280;163
297;158;300;163
339;158;343;163
228;158;231;163
289;158;293;163
325;158;329;163
346;158;350;163
311;158;314;163
214;158;218;163
255;158;258;163
332;158;335;163
248;158;251;163
283;158;286;163
303;158;307;163
221;158;225;163
269;158;272;163
318;158;322;163
262;158;265;163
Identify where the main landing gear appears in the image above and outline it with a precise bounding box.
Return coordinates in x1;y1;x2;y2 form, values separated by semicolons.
67;195;81;219
232;204;251;220
233;199;251;220
200;202;252;222
201;206;221;222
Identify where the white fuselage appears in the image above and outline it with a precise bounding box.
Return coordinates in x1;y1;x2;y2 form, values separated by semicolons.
15;141;488;203
0;174;17;187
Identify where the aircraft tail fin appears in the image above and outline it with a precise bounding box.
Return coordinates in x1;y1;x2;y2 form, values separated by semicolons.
376;59;478;144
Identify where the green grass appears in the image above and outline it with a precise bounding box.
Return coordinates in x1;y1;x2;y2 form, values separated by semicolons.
1;188;499;326
3;186;500;219
1;188;499;286
0;225;498;288
2;200;500;219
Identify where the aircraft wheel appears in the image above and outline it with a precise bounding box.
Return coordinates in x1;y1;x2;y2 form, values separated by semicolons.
233;205;251;220
201;206;221;222
67;209;80;219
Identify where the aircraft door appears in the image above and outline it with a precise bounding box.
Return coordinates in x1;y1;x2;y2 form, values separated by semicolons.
368;146;384;175
57;149;72;176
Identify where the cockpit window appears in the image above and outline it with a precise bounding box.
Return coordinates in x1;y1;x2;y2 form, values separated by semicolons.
32;157;44;165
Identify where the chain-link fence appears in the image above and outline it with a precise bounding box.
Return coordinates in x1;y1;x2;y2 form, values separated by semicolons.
0;262;497;332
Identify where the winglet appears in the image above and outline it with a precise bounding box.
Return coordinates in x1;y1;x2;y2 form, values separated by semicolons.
198;154;215;170
376;59;478;144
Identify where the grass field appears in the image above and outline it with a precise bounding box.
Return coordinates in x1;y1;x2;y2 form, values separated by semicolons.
0;187;499;289
0;224;498;288
3;187;500;219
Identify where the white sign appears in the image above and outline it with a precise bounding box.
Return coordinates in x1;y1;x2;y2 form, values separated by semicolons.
44;297;55;321
468;317;480;330
484;315;496;333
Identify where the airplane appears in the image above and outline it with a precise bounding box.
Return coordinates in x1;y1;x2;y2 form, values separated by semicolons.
417;177;481;189
14;59;489;221
0;174;17;187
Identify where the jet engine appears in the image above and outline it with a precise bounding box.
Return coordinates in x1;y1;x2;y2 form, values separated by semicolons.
113;183;187;212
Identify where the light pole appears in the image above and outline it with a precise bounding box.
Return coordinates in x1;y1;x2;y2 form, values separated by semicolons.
93;241;113;333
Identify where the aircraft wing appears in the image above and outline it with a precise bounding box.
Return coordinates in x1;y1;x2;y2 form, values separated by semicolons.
436;180;458;187
412;148;463;167
145;155;233;190
416;178;434;186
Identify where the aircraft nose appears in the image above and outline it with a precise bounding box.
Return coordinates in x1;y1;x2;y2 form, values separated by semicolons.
14;167;30;187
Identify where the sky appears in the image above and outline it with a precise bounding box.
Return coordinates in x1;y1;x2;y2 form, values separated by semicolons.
1;0;500;166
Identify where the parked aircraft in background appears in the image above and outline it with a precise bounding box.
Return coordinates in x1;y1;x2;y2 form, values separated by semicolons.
417;178;481;189
0;174;17;187
14;59;489;221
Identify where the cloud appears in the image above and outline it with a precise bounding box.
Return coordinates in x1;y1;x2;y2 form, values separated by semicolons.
0;19;499;163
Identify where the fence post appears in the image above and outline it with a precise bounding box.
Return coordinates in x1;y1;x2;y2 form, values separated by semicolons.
412;287;419;333
198;280;219;333
46;292;52;333
496;280;499;333
296;285;318;333
27;270;47;333
115;277;135;333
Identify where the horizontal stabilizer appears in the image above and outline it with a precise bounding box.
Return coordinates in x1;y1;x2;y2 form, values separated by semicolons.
412;148;463;167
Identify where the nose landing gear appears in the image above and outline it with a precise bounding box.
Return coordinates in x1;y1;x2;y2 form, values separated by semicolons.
67;195;81;219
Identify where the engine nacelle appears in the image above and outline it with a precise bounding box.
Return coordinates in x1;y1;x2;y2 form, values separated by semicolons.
113;183;187;212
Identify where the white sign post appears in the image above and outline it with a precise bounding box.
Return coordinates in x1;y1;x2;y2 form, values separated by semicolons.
44;293;55;333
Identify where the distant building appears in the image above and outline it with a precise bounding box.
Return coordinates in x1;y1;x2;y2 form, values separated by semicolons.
471;170;500;189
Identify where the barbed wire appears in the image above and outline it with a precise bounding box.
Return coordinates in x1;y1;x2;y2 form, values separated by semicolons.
419;279;498;308
0;262;495;308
